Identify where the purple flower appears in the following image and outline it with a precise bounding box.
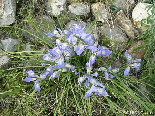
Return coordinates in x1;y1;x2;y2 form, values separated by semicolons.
98;66;119;80
78;72;108;97
46;32;54;37
63;63;78;75
24;70;48;92
130;62;141;71
34;80;41;92
89;54;96;66
68;24;95;46
48;47;61;58
85;45;98;53
43;53;54;61
84;80;89;88
86;46;111;67
75;44;85;55
49;70;60;79
56;57;65;68
78;75;86;86
85;85;98;98
88;76;99;86
46;66;54;77
124;51;141;76
130;58;141;71
73;24;85;37
64;46;75;59
124;66;130;76
66;33;78;45
46;42;75;68
23;70;36;82
87;76;105;88
86;62;93;74
108;66;119;79
95;87;109;96
81;33;95;45
97;46;112;56
91;72;98;77
98;67;107;71
124;51;132;63
85;85;109;98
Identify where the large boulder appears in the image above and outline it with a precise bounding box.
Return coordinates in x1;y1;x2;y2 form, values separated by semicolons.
132;2;152;31
91;2;109;23
0;0;16;26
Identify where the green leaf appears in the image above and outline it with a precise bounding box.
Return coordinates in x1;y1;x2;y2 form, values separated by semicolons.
110;5;121;13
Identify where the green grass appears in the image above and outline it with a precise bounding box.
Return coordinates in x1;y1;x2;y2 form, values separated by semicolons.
0;0;155;115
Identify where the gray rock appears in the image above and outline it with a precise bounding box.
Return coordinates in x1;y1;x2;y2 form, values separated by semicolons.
0;55;10;68
0;0;16;26
68;2;90;15
46;0;66;16
0;38;19;67
112;0;135;14
1;38;19;51
132;2;152;31
91;2;109;23
116;10;139;39
99;23;128;43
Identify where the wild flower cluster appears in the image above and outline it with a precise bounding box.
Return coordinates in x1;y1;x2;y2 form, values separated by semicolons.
24;24;141;98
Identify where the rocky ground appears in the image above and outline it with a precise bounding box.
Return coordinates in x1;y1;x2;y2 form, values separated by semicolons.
0;0;151;68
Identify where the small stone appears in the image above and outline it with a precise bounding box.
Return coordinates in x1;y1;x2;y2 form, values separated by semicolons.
0;55;10;67
132;2;152;31
1;38;19;52
112;0;135;14
68;2;90;15
91;2;109;23
46;0;66;16
0;0;16;26
116;10;139;39
99;24;128;42
127;40;146;59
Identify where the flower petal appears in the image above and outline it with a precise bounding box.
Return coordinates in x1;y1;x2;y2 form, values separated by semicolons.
85;85;97;98
84;80;89;88
98;67;106;71
124;66;130;76
85;45;97;53
75;44;85;55
56;57;64;68
96;87;109;96
23;76;35;82
112;68;119;73
50;71;59;79
46;32;54;37
104;71;110;80
43;53;53;61
40;72;49;79
34;80;41;92
92;72;98;77
26;70;35;77
78;76;86;86
89;54;96;66
124;51;132;63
